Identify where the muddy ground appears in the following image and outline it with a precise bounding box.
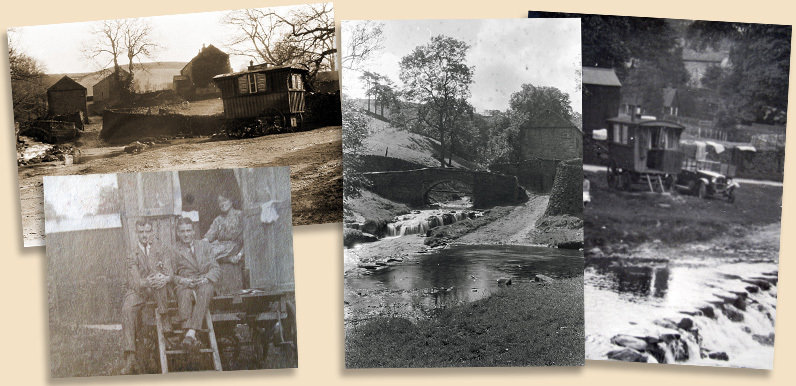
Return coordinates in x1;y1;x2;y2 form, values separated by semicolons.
18;115;342;246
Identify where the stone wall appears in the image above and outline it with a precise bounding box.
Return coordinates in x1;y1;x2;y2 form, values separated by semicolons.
100;110;223;144
490;159;560;193
543;159;583;218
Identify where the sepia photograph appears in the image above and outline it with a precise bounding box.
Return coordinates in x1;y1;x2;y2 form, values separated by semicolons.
45;166;296;377
531;11;788;369
341;18;585;368
10;2;342;247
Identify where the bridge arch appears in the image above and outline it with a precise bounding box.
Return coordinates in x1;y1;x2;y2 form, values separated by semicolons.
363;167;523;208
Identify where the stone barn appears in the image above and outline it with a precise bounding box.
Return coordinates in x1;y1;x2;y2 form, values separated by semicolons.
47;76;88;123
519;109;582;161
174;44;231;99
92;69;132;111
582;67;621;137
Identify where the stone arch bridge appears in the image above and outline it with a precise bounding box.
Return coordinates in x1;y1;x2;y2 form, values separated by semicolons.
363;167;525;208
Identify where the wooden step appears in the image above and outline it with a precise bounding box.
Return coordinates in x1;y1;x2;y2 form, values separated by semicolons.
165;348;215;355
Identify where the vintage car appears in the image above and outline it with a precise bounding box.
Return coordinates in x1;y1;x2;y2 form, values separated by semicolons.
675;168;739;202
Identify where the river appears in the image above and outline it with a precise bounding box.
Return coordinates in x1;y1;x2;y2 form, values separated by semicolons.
344;244;583;325
585;256;778;369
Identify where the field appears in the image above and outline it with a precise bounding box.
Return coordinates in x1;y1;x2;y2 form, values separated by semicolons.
584;169;783;257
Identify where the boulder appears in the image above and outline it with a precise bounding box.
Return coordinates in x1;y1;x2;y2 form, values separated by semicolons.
533;274;554;283
496;277;512;286
653;319;678;330
610;335;648;351
722;307;744;322
708;351;730;361
607;348;649;363
697;305;716;319
677;317;694;331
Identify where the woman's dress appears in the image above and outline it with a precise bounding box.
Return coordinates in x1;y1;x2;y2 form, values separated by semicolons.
204;209;244;294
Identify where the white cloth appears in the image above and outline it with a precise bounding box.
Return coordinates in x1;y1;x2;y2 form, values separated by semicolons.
737;145;756;152
592;128;608;140
694;141;707;161
706;141;725;154
260;200;280;223
583;191;591;203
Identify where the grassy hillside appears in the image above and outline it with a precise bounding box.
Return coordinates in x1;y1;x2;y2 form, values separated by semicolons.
361;115;478;169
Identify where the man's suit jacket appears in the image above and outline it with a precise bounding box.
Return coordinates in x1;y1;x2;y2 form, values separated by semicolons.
173;239;221;285
126;241;173;293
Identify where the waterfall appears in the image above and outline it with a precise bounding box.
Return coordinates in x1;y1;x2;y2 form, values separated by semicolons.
385;210;475;237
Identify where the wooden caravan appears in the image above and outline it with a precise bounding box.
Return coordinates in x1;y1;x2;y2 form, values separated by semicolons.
213;64;308;138
605;116;685;192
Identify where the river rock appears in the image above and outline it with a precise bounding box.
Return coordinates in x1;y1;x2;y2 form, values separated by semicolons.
697;305;716;319
722;307;744;322
496;277;512;286
677;317;694;331
533;274;554;283
610;335;648;351
607;348;649;363
745;285;760;293
587;247;604;258
653;319;678;330
708;351;730;361
753;333;775;346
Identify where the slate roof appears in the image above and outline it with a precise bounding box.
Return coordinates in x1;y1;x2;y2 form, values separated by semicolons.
583;67;621;87
48;76;86;92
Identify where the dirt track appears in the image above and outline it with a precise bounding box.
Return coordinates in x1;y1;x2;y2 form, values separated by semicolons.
454;193;550;246
19;125;342;246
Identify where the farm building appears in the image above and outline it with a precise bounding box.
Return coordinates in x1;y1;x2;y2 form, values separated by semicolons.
174;44;231;99
582;67;621;137
662;87;680;117
46;76;88;122
93;69;133;109
519;109;582;161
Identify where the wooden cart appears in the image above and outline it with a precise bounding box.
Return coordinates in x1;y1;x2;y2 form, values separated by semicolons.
213;64;308;138
605;116;686;192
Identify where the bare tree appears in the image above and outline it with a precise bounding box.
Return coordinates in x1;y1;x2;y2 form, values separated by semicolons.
82;18;158;77
342;20;384;71
223;4;336;78
122;18;159;76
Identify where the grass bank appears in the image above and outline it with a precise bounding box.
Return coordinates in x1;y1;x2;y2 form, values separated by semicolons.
345;276;584;368
343;189;410;235
584;170;782;256
424;206;514;247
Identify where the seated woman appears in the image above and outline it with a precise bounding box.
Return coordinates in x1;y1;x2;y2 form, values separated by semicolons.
203;193;244;295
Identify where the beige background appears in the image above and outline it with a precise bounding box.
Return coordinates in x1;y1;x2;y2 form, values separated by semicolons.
1;0;792;383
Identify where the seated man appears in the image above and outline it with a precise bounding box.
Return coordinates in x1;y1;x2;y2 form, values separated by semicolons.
121;218;173;375
172;217;220;350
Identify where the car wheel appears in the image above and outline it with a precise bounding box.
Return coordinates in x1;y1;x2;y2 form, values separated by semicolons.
698;182;707;199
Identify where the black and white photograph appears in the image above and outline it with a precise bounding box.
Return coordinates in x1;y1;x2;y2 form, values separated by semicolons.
10;2;342;247
44;166;296;377
531;11;788;369
341;18;585;368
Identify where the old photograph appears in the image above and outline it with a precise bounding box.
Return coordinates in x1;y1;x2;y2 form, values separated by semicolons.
45;166;296;377
531;11;788;369
341;19;585;367
10;3;342;247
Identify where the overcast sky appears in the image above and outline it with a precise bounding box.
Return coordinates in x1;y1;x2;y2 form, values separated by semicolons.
342;18;581;114
9;3;320;75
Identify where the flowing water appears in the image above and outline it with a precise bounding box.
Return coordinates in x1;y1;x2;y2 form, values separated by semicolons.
385;210;473;237
585;257;778;369
345;245;583;321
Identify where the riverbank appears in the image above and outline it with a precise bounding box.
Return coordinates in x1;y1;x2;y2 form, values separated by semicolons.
583;169;782;257
345;276;584;368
